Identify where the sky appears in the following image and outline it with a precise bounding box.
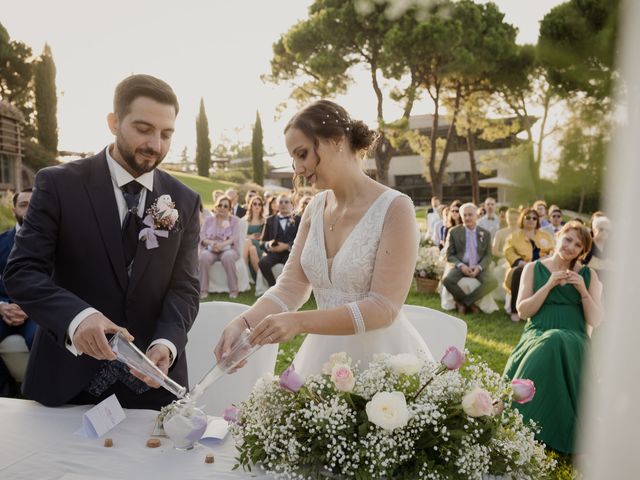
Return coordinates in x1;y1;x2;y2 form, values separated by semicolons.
2;0;565;164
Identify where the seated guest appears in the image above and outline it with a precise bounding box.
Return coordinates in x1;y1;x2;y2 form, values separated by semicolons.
259;194;301;287
503;221;602;454
478;196;500;239
533;200;550;227
243;195;266;278
492;208;520;260
425;195;441;237
443;203;497;314
503;208;555;321
296;195;313;217
585;215;611;273
492;208;520;306
225;188;247;218
439;200;462;250
265;195;278;217
429;204;447;245
542;205;564;237
0;189;37;397
498;205;509;229
198;196;242;299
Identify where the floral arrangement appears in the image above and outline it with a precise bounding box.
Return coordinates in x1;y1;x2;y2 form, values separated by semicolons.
227;349;554;479
416;245;445;280
139;194;179;249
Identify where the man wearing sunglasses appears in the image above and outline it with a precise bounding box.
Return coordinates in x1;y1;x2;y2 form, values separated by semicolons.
542;205;564;237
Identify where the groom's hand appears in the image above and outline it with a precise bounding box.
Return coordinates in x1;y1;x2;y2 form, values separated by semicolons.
73;313;134;361
129;344;171;388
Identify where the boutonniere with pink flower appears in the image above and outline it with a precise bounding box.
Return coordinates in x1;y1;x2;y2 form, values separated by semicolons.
139;194;179;249
478;230;485;243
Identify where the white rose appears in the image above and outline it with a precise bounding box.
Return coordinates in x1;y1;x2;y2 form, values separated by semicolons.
365;391;410;431
156;194;173;212
388;353;423;375
322;352;350;375
331;363;355;392
461;387;493;417
168;209;179;223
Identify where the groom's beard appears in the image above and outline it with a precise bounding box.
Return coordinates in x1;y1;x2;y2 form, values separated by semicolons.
115;132;166;175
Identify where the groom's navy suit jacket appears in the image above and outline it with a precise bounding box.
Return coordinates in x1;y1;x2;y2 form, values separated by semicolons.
4;149;200;407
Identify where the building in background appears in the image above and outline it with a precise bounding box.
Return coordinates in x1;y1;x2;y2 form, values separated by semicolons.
0;101;25;193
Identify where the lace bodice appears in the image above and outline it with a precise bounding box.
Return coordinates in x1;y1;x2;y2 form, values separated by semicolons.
300;190;399;310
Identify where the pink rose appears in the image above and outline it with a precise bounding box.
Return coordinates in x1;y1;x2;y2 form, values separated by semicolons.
331;364;355;392
511;379;535;404
279;364;304;393
440;346;465;370
462;387;493;417
223;406;238;423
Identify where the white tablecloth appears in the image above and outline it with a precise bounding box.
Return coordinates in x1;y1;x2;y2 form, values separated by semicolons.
0;398;269;480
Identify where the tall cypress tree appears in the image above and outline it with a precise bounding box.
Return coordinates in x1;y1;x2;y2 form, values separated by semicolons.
34;43;58;154
195;98;211;177
251;110;264;185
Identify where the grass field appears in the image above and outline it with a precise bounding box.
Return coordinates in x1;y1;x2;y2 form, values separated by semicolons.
165;170;236;209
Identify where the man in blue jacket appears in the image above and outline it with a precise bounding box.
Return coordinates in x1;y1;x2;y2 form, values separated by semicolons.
0;188;36;396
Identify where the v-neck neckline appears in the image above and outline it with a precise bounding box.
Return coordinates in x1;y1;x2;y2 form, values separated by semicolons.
319;189;391;284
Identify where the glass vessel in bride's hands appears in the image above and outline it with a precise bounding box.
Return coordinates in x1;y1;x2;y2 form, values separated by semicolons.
189;328;260;401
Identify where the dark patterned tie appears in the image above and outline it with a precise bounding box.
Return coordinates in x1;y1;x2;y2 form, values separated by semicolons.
121;181;143;267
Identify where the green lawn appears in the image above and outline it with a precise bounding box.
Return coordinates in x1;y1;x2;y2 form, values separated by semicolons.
165;170;236;209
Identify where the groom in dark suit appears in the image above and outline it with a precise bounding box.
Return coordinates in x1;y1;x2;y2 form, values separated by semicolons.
258;194;300;286
443;202;497;314
4;74;200;409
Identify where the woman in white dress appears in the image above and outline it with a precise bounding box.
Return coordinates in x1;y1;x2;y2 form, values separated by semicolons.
214;100;433;375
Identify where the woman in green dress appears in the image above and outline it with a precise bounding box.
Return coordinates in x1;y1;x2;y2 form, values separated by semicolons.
503;221;603;454
243;195;266;276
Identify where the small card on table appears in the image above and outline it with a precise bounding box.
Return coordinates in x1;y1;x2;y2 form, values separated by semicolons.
75;394;126;438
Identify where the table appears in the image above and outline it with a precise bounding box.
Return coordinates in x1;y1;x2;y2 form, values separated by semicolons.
0;398;268;479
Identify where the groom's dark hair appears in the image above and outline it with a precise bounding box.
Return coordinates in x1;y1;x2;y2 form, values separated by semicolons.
113;74;179;119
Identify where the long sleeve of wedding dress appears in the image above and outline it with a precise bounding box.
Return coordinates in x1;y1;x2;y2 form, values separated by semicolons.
344;195;419;332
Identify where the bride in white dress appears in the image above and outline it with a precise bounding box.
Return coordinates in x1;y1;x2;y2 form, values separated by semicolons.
214;100;433;375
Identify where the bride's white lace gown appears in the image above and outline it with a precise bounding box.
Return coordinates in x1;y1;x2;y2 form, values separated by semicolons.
260;189;433;376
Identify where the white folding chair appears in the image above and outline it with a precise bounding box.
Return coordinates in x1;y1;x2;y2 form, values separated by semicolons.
439;265;499;314
186;301;279;416
402;304;467;361
254;263;284;297
0;334;29;383
207;218;251;293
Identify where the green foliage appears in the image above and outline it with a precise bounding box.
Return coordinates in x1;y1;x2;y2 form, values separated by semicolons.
0;197;15;232
195;98;211;178
539;0;619;99
212;170;251;185
0;22;34;135
546;101;609;213
384;0;520;197
34;44;58;154
251;111;264;186
23;138;57;172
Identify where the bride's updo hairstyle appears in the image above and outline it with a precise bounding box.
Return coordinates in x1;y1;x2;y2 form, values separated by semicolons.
285;100;378;156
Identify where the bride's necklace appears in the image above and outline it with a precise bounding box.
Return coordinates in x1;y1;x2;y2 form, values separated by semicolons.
328;204;348;232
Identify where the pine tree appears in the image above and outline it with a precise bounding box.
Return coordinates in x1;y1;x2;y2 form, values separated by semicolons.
251;110;264;185
35;43;58;154
195;98;211;177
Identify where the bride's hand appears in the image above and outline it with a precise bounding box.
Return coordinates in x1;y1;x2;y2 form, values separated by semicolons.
214;317;246;363
249;312;301;346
